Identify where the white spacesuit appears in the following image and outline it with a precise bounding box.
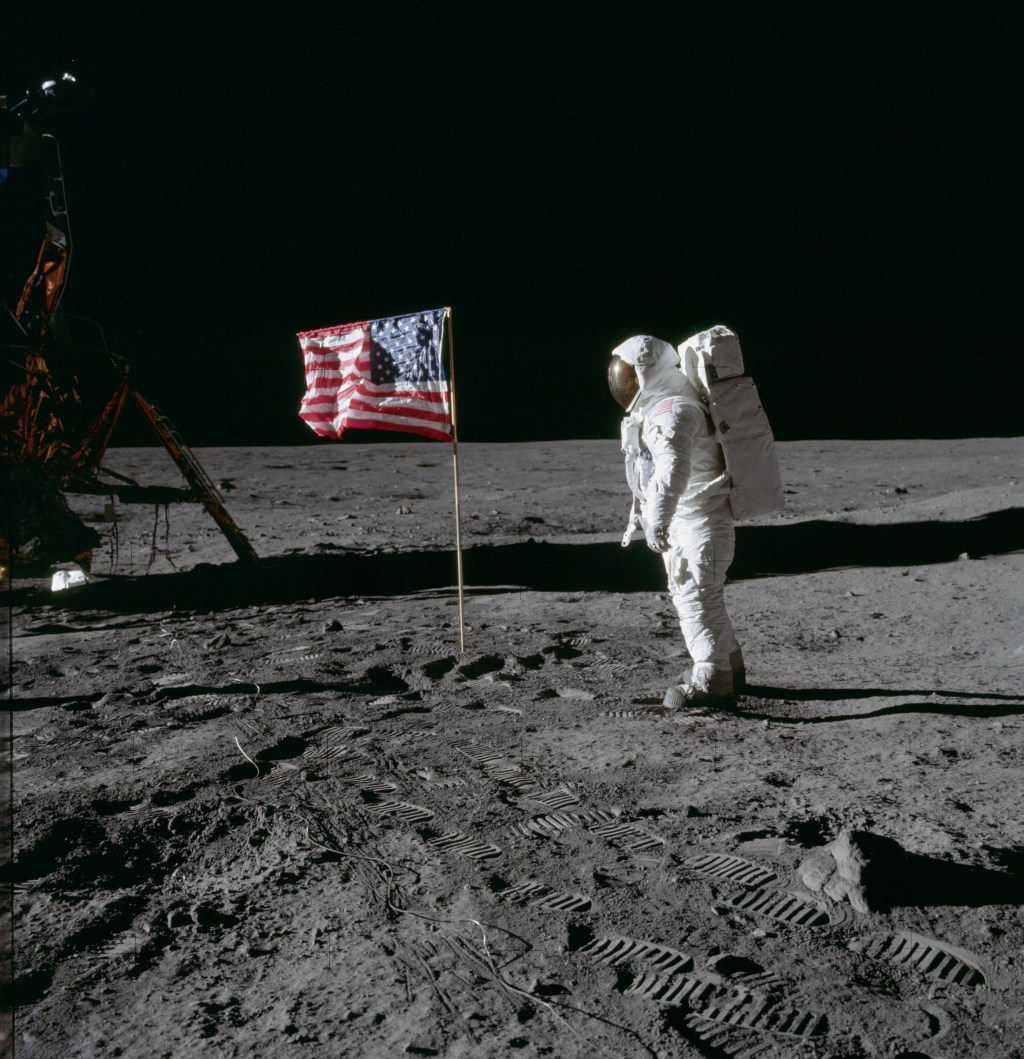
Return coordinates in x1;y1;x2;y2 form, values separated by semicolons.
609;335;744;707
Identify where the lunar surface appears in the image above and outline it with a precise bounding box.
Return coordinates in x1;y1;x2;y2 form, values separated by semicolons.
5;437;1024;1058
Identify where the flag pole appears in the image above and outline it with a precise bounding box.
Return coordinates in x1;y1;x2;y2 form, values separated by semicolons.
445;306;467;654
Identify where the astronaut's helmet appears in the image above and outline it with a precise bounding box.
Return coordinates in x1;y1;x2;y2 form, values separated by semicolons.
608;334;677;409
607;354;639;409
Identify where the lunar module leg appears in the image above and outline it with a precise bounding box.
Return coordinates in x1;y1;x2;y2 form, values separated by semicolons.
129;390;258;563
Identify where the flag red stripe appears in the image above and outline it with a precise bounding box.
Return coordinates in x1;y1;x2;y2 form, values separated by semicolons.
297;321;369;340
298;411;344;423
343;418;451;441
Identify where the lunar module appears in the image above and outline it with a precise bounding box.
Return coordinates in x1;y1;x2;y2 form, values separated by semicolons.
1;75;256;575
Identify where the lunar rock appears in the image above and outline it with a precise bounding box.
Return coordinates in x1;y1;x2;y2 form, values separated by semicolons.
800;827;910;913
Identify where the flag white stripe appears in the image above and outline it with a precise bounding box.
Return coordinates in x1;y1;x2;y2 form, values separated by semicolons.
352;396;447;413
343;408;449;428
303;367;370;385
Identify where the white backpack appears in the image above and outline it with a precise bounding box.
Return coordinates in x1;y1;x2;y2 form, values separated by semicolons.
677;325;785;520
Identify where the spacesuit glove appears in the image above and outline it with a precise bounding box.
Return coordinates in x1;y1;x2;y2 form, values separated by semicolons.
644;522;670;553
621;511;643;547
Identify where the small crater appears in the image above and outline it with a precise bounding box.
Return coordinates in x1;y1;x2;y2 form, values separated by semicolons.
66;893;147;951
379;706;432;720
566;923;595;951
223;762;261;782
256;737;309;762
151;784;199;807
11;967;53;1007
458;654;504;679
542;644;583;660
349;666;409;695
532;980;569;997
193;904;240;930
783;815;834;847
92;798;135;816
13;818;106;882
422;656;457;679
516;655;545;670
706;953;764;977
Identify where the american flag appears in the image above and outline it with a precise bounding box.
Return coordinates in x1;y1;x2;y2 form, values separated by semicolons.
298;308;451;441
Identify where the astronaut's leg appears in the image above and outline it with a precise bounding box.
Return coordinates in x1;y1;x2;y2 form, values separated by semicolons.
662;500;739;705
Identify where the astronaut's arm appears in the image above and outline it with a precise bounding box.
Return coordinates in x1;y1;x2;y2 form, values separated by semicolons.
642;402;701;546
620;444;646;546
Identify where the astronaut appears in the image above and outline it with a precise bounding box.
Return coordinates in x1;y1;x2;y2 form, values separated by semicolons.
609;334;744;707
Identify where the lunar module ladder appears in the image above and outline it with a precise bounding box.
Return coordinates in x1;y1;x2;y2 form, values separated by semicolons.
129;389;258;563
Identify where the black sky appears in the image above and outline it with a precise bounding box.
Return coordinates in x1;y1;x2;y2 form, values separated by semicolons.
4;1;1021;445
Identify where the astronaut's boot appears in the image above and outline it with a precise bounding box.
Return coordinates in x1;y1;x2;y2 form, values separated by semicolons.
663;666;734;710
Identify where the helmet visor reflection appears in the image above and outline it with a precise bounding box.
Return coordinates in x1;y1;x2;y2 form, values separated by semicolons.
608;355;640;409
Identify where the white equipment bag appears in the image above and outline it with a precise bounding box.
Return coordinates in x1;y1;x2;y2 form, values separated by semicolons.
678;325;785;520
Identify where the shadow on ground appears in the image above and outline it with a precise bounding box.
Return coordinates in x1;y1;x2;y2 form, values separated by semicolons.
735;684;1024;724
879;847;1024;909
13;508;1024;615
739;697;1024;725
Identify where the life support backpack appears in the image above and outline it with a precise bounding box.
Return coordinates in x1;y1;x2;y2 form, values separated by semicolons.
677;325;785;520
